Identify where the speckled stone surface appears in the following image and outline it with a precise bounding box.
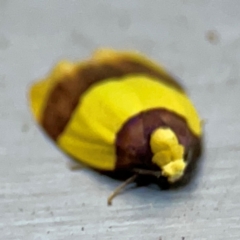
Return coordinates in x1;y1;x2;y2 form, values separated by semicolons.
1;1;240;239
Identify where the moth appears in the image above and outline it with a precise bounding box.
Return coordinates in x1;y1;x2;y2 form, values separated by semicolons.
29;48;202;205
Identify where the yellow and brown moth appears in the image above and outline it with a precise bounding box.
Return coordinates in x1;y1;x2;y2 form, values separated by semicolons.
29;48;202;205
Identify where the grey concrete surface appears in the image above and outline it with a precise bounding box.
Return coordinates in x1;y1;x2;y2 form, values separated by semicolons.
1;1;240;239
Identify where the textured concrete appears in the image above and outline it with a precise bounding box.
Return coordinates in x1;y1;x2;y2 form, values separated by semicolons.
1;1;240;239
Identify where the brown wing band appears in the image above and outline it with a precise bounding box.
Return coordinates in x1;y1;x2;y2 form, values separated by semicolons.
41;59;184;140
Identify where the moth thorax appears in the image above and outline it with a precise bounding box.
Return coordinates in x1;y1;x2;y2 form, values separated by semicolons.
150;127;186;182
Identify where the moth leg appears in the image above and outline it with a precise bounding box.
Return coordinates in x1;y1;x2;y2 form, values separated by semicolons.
133;168;162;178
107;174;138;206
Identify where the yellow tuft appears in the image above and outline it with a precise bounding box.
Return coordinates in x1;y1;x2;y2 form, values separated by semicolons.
150;128;178;154
152;150;172;167
150;127;187;182
162;159;186;182
171;144;184;160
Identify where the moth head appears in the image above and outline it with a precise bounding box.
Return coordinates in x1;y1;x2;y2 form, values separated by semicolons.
150;128;186;183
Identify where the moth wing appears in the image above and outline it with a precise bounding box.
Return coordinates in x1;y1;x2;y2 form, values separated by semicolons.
57;78;144;171
57;74;201;171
